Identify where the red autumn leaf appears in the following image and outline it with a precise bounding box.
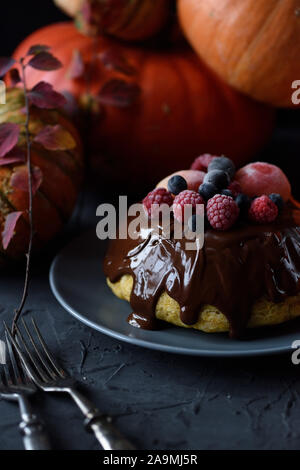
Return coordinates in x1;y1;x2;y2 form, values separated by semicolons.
0;57;16;76
28;81;67;109
68;50;85;79
34;124;76;151
0;123;20;158
99;49;136;76
28;51;62;71
98;79;140;108
9;68;21;86
2;211;23;250
27;44;51;56
0;147;26;166
11;165;43;195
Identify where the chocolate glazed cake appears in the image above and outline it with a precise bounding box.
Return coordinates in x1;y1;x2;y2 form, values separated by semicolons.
104;206;300;338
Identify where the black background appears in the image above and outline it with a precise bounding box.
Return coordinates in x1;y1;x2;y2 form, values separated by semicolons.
1;1;66;56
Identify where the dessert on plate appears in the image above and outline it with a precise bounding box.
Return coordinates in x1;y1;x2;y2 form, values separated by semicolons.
103;156;300;338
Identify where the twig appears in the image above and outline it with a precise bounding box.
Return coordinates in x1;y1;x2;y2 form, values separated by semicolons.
12;59;34;334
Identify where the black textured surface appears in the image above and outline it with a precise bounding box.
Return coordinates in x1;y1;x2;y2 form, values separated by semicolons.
0;180;300;451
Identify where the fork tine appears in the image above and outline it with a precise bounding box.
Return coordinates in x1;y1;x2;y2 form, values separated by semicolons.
21;319;57;380
4;322;45;385
5;331;22;385
0;366;5;386
3;362;13;386
31;318;65;378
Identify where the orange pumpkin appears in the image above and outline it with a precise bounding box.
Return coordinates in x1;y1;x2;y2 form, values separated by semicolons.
0;88;83;261
54;0;171;41
178;0;300;108
12;23;274;189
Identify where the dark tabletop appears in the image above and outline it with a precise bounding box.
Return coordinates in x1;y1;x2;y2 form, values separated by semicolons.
1;179;300;452
1;1;300;452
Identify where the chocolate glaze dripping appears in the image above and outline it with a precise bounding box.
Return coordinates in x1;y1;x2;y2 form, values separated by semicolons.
103;207;300;337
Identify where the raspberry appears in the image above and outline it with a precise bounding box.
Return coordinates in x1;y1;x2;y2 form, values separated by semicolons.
143;188;173;218
228;180;242;197
206;194;239;230
190;154;218;172
173;190;204;222
248;195;278;224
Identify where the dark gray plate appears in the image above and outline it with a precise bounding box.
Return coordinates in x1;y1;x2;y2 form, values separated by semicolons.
49;231;300;357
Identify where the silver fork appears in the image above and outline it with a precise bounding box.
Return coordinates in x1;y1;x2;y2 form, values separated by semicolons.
0;332;51;450
5;318;136;450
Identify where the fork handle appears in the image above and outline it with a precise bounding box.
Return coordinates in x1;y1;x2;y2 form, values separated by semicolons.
21;421;51;451
69;389;136;450
19;397;51;450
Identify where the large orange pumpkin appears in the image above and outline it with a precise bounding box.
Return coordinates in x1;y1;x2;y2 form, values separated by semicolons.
178;0;300;108
54;0;171;41
12;23;274;189
0;88;83;261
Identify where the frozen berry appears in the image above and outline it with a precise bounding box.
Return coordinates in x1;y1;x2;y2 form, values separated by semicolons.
168;175;187;195
206;194;239;231
157;170;205;192
188;214;203;233
221;189;233;197
173;190;205;223
198;182;218;201
269;193;284;211
249;195;278;224
190;154;218;172
143;188;173;218
235;193;251;216
204;169;230;190
208;155;235;179
235;162;291;202
228;180;242;197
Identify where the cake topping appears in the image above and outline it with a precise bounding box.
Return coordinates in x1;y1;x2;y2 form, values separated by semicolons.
158;169;205;192
235;162;291;201
207;155;236;179
203;169;230;190
190;153;217;172
228;180;242;197
206;194;239;230
235;193;251;217
167;174;187;195
249;195;278;224
173;190;204;223
220;189;234;198
143;187;173;218
198;182;218;201
269;193;284;211
143;157;291;231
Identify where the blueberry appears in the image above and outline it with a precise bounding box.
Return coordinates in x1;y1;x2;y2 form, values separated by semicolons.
204;169;229;190
198;182;218;201
221;189;233;198
269;193;284;211
208;156;235;180
235;193;251;215
167;175;187;195
188;214;203;234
